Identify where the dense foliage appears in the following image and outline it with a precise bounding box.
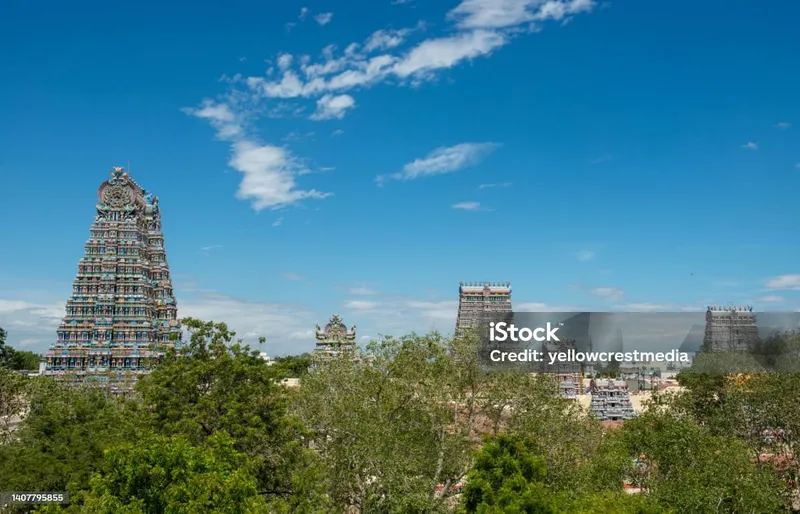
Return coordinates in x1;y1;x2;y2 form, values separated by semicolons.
1;322;798;513
0;327;40;371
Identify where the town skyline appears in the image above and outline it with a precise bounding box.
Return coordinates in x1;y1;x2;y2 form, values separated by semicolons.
1;0;799;355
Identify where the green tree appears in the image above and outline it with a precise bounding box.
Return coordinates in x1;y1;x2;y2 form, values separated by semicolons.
273;353;313;379
77;433;268;513
134;317;314;506
0;378;138;500
460;433;667;514
6;350;41;371
297;332;471;513
0;367;28;444
605;409;787;513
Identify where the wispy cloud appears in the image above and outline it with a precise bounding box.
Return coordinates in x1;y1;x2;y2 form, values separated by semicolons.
349;287;379;295
331;129;345;137
757;295;784;302
764;274;800;291
188;0;601;210
588;152;613;164
272;217;284;227
377;142;499;183
452;201;483;211
310;94;356;120
183;101;331;211
775;121;791;130
575;250;595;261
448;0;598;29
741;141;758;150
345;300;379;310
284;273;303;281
589;287;624;302
200;244;223;252
314;12;333;25
478;182;511;189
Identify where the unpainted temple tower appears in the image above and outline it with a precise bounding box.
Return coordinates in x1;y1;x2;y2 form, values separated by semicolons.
455;281;512;335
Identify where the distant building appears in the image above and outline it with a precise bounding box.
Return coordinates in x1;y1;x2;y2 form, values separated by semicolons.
313;314;357;362
541;339;583;398
44;167;181;395
455;282;512;335
588;378;636;422
703;305;759;352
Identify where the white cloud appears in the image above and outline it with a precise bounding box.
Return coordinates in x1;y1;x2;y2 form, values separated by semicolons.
478;182;511;188
364;27;413;53
614;303;704;312
346;300;380;310
452;202;482;210
379;142;500;182
392;30;507;78
184;100;332;211
589;287;624;302
0;299;63;342
757;295;784;302
314;12;333;25
576;250;595;261
447;0;597;29
187;0;600;210
764;274;800;291
229;141;332;211
272;217;284;227
200;244;223;252
331;129;345;137
349;287;379;295
277;53;293;71
775;121;791;130
741;141;758;150
310;94;356;120
284;273;304;281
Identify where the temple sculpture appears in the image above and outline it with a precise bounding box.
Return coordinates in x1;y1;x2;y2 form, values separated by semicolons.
44;167;181;394
313;314;357;361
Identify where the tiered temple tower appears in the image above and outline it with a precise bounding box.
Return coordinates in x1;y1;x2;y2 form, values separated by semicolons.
703;305;758;352
44;167;181;394
313;314;357;361
588;378;636;422
541;339;583;399
455;282;512;335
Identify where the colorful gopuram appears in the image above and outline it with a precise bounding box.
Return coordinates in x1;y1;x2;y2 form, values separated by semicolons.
313;314;357;362
44;167;181;394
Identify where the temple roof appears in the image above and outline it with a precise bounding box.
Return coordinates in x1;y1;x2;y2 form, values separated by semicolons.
315;314;356;343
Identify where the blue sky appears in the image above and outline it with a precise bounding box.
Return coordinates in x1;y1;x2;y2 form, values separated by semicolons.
1;0;799;355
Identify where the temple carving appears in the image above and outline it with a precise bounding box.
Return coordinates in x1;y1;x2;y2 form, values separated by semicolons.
44;167;181;394
313;314;356;361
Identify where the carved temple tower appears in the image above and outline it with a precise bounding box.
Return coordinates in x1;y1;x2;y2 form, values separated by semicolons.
44;167;181;394
455;282;512;335
313;314;357;362
703;305;758;352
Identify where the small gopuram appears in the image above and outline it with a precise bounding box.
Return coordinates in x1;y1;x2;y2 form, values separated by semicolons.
313;314;357;362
